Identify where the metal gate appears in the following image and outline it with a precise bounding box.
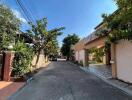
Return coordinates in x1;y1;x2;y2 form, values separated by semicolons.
0;52;4;80
116;40;132;83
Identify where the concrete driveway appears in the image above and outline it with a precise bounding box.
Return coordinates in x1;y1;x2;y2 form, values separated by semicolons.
9;62;132;100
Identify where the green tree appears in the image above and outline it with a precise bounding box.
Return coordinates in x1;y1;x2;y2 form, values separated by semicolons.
0;5;35;76
0;5;20;49
89;47;105;63
45;39;59;57
61;34;80;60
12;41;34;76
100;0;132;44
27;18;64;66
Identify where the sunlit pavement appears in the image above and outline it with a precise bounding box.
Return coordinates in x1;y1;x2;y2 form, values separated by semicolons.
0;81;25;100
9;62;132;100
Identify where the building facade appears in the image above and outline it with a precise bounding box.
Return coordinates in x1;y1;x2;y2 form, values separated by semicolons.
73;22;132;83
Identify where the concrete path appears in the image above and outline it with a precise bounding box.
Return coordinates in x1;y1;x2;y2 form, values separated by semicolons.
9;62;132;100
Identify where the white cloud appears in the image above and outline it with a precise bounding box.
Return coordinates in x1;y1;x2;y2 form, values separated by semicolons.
12;9;27;23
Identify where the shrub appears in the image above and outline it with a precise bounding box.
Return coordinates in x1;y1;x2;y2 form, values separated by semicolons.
79;60;83;66
12;41;35;76
74;61;78;64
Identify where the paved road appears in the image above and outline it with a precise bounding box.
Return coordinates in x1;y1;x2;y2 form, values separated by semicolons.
9;62;132;100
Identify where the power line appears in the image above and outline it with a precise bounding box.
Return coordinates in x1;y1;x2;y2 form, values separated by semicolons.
22;0;37;23
16;0;35;23
0;0;30;23
2;0;37;24
16;0;32;22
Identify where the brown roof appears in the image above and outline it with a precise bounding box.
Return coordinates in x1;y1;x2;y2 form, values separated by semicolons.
72;38;87;51
73;10;118;51
94;22;103;30
84;31;99;45
73;29;110;51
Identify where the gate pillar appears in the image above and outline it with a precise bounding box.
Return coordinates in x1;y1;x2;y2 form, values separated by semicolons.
3;51;14;81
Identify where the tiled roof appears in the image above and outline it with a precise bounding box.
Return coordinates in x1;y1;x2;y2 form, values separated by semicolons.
73;22;111;50
72;10;118;51
72;31;99;50
85;31;99;45
72;37;87;50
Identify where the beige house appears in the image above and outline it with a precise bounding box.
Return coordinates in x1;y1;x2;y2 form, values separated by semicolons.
72;38;87;66
73;23;110;66
73;23;132;83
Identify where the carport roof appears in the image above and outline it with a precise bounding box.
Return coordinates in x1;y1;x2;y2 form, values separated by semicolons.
72;38;87;51
73;23;109;51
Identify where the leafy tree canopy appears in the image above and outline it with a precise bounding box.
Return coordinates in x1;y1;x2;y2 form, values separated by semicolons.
12;41;34;76
61;34;80;59
44;39;59;57
0;5;20;49
100;0;132;43
27;18;64;65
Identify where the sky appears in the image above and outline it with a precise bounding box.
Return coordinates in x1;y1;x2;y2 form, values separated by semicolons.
1;0;117;47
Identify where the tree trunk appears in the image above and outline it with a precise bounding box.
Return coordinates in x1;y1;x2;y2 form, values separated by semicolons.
45;55;46;63
45;54;48;63
35;49;41;67
67;56;69;61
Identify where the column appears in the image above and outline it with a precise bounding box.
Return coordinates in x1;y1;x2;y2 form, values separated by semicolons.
84;49;89;67
105;48;111;65
111;43;117;78
3;51;14;81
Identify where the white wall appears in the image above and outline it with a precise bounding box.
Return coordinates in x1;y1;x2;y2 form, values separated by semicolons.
116;40;132;83
75;50;85;65
31;54;45;68
75;51;79;61
32;50;46;68
79;50;85;64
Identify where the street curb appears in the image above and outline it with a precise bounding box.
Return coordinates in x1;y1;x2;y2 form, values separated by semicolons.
69;62;132;96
